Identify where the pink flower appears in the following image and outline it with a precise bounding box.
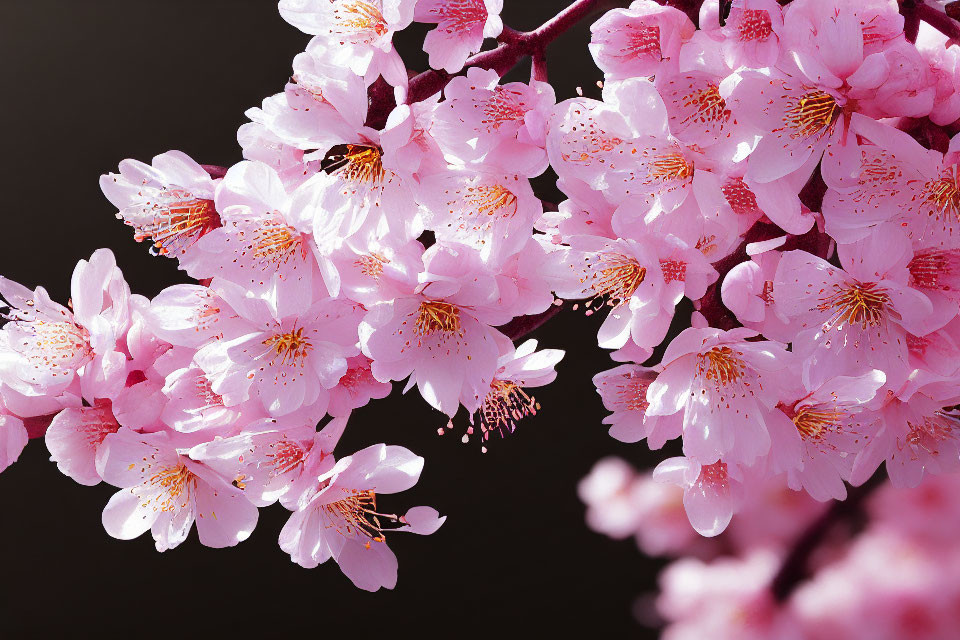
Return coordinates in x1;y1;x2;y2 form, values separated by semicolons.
187;161;324;317
545;233;716;350
593;363;682;447
278;0;416;87
326;355;393;417
697;0;784;69
822;116;960;246
193;291;362;419
279;443;444;591
359;243;512;417
774;233;938;389
416;166;543;263
100;150;220;259
97;428;259;551
646;327;791;466
652;456;747;537
851;378;960;489
589;0;695;80
45;400;121;486
430;67;556;177
189;417;346;508
0;249;130;400
415;0;503;73
464;339;563;446
767;369;886;501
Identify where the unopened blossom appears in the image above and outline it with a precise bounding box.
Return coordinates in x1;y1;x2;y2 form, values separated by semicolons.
589;0;695;80
97;428;259;551
100;150;220;260
415;0;503;73
278;0;416;87
279;443;444;591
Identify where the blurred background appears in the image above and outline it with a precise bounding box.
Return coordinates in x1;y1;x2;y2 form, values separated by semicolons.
0;1;678;635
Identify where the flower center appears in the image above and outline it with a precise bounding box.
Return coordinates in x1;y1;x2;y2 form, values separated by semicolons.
615;373;651;412
147;464;197;512
660;259;687;284
124;189;219;257
792;406;844;442
78;406;120;446
323;489;388;542
251;216;307;266
698;346;746;387
721;177;761;216
321;144;385;184
337;1;389;39
680;84;730;126
697;460;729;490
10;318;94;377
482;87;529;131
624;24;661;60
921;169;960;223
266;439;306;477
584;252;647;307
904;412;960;456
466;183;519;220
817;281;890;330
780;90;840;140
355;253;390;279
909;249;960;290
415;301;463;337
263;327;313;367
645;150;695;183
478;380;540;439
433;0;486;32
736;9;773;41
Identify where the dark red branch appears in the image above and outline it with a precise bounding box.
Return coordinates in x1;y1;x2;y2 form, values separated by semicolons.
913;1;960;41
498;305;564;341
771;472;886;602
201;164;228;180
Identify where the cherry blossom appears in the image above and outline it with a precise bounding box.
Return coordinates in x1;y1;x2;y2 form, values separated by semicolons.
415;0;503;73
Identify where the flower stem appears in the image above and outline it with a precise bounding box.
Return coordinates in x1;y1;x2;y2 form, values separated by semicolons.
912;1;960;41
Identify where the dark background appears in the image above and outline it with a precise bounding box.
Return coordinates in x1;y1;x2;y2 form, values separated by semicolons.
0;1;673;635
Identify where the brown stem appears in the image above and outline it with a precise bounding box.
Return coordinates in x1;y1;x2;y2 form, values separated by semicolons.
498;304;564;341
771;472;886;602
913;1;960;41
201;164;228;180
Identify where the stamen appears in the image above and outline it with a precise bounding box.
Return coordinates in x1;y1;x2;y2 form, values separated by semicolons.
902;412;960;458
266;439;306;477
7;318;94;378
581;252;647;308
321;144;385;184
614;373;651;412
644;150;695;184
779;89;840;140
245;215;307;267
817;281;890;330
697;346;746;387
792;406;844;442
354;253;390;280
697;460;729;490
477;380;540;439
660;259;687;284
323;489;395;542
680;84;730;126
909;249;960;290
144;464;197;512
336;1;389;40
920;169;960;224
481;87;529;131
414;301;463;338
121;188;219;257
432;0;486;33
622;25;661;60
262;327;313;367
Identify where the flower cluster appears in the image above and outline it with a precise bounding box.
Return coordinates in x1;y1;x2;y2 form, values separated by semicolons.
5;0;960;609
581;0;960;538
582;458;960;639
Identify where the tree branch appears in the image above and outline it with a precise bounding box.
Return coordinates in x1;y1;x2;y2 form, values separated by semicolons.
913;1;960;41
771;472;886;602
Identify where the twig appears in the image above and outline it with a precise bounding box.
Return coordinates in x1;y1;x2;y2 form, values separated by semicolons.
771;472;886;602
914;1;960;40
